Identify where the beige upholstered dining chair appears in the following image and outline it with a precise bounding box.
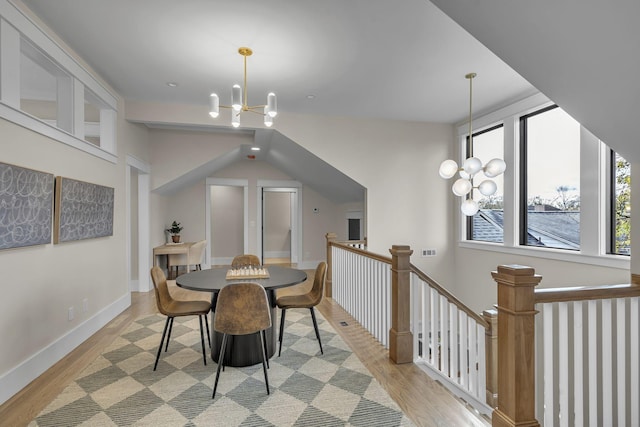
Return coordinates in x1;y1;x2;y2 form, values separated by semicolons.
168;239;206;278
150;266;211;371
212;282;271;399
231;254;261;268
276;261;326;356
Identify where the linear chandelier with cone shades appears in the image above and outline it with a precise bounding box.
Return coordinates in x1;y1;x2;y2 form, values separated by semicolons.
439;73;506;216
209;47;277;128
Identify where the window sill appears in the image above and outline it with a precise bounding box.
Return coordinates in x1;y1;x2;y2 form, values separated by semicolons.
459;240;630;270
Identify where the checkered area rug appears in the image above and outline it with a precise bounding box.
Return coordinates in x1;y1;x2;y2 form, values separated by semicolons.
30;309;414;426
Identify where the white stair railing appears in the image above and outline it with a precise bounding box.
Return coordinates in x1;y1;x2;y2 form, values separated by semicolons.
534;287;640;426
326;234;494;417
331;244;391;347
412;269;492;415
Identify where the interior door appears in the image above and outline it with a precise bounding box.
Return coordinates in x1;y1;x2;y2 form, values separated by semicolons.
262;189;292;264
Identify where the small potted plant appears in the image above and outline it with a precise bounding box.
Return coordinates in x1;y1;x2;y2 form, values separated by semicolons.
165;221;183;243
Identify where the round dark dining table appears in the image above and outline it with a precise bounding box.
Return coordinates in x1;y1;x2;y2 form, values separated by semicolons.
176;265;307;367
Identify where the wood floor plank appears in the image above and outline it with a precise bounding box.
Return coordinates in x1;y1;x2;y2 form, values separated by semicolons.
0;272;490;427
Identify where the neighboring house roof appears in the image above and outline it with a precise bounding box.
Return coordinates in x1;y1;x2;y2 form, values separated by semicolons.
473;210;580;249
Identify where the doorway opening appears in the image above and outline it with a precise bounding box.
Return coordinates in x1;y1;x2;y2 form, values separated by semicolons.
346;210;364;240
126;155;150;292
262;189;293;265
206;178;249;267
257;180;301;266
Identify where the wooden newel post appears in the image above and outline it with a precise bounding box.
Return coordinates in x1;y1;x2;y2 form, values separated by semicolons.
389;245;413;364
491;265;542;427
325;233;337;298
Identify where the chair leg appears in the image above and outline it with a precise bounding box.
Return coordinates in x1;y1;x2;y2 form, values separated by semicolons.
278;308;287;356
198;315;207;366
258;331;270;395
310;307;323;355
165;317;175;352
154;317;171;371
222;335;234;371
212;333;229;399
261;330;270;369
204;312;211;348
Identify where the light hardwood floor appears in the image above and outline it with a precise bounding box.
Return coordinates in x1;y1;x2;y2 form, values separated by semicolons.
0;272;491;427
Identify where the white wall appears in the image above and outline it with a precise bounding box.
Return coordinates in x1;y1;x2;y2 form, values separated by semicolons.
454;247;630;313
0;113;151;403
274;113;456;284
0;4;154;403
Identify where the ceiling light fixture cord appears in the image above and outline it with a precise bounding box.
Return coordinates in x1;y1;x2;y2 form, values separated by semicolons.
466;72;476;157
243;51;248;111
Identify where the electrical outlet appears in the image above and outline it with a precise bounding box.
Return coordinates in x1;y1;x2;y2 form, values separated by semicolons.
82;298;88;312
421;248;437;257
68;307;75;321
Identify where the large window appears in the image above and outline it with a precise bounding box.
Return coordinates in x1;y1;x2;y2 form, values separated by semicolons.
468;124;504;242
611;151;631;255
520;105;581;250
458;93;629;268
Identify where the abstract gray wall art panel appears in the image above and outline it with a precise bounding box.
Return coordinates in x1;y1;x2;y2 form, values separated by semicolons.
54;177;114;243
0;162;54;250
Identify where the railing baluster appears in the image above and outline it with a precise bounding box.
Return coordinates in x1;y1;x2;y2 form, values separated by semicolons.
632;296;639;427
477;323;486;400
440;295;449;373
385;262;391;347
543;303;554;427
616;298;625;427
468;316;477;395
430;287;438;367
559;302;569;427
411;274;419;359
602;299;613;424
588;299;598;426
449;303;458;381
573;301;584;427
374;260;380;343
459;311;468;388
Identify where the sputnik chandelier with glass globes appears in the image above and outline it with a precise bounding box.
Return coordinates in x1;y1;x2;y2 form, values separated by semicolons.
209;47;277;128
439;73;506;216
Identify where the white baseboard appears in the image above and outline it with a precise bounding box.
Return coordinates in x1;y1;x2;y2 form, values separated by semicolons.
0;292;131;406
129;279;140;292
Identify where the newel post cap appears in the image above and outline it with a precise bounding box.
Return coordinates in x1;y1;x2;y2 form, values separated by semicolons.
492;264;542;286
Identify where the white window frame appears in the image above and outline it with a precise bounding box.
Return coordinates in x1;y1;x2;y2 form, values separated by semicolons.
456;92;629;270
0;2;117;163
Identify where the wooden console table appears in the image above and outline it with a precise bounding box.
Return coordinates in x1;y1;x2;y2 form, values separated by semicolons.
153;242;195;278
